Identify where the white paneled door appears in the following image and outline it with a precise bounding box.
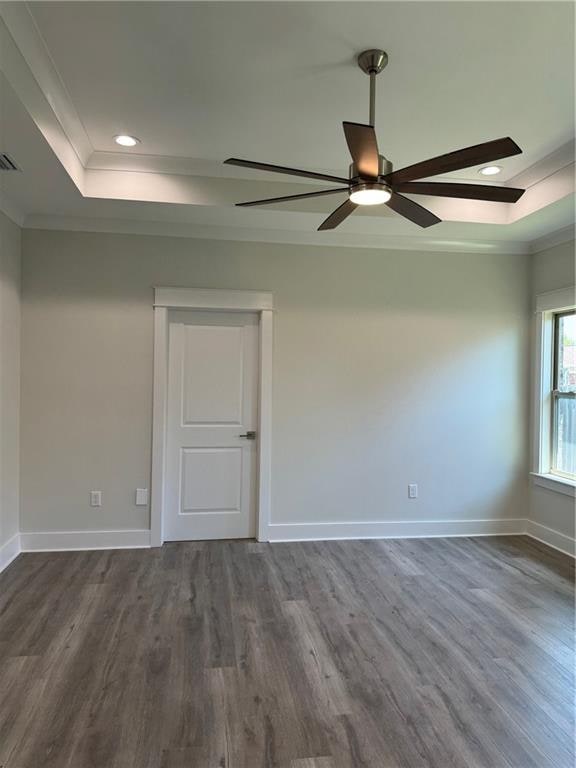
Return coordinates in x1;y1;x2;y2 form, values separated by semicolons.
165;311;259;541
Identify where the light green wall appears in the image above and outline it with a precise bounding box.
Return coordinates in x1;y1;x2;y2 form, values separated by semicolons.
532;239;575;295
21;229;530;533
530;238;575;539
0;210;21;549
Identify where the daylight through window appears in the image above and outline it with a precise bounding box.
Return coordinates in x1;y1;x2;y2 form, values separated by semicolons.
552;311;576;479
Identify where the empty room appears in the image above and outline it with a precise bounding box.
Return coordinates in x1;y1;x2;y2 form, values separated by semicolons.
0;1;574;766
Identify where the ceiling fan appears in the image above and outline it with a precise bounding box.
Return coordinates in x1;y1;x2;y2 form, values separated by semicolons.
224;49;525;230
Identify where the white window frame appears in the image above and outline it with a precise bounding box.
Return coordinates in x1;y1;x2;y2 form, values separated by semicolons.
531;285;576;497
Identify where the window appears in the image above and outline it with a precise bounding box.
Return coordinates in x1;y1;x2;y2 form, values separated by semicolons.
551;311;576;478
532;287;576;493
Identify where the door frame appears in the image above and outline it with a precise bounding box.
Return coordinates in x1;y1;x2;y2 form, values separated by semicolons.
151;287;273;546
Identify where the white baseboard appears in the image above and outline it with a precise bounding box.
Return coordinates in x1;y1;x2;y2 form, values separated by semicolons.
0;533;21;574
525;520;575;557
20;529;151;552
7;522;574;559
264;518;526;542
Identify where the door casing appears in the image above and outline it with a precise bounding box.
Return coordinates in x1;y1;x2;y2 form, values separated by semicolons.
151;287;273;546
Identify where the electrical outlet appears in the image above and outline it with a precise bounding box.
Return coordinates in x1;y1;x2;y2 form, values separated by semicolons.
90;490;102;507
135;488;148;506
408;483;418;499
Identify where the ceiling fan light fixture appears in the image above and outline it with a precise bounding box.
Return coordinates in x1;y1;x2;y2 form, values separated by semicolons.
349;183;392;206
478;165;502;176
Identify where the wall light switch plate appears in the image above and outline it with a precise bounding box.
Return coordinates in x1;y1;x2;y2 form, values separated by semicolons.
90;490;102;507
135;488;149;506
408;483;418;499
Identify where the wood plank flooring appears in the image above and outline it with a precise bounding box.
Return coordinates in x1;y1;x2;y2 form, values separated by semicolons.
0;535;573;768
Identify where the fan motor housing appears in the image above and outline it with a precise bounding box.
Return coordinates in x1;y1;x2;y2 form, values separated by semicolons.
349;155;392;181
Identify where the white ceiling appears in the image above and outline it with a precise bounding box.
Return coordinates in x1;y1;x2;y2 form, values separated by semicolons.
27;0;575;177
0;1;574;251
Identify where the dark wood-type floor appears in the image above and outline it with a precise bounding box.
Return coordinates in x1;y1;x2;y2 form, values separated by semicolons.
0;536;574;768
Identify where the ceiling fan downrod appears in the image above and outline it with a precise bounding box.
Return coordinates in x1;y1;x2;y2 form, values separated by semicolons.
357;49;388;127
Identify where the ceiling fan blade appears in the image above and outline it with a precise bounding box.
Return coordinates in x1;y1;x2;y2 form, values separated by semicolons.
224;158;348;185
395;181;525;203
318;198;358;230
386;191;441;228
385;137;522;185
343;122;380;178
236;188;349;207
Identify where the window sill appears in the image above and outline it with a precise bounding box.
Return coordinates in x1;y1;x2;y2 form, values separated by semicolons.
531;472;576;498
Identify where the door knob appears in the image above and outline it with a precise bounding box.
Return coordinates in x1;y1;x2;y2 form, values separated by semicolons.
239;430;257;440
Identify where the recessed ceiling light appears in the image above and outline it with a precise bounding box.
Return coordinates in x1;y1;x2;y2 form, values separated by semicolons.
478;165;502;176
114;134;140;147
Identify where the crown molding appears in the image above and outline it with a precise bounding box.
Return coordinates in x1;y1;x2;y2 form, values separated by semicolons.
0;12;84;190
0;193;25;227
529;224;575;254
87;139;575;189
0;2;92;163
509;140;575;189
82;168;512;223
508;161;575;223
87;151;338;183
85;150;510;187
22;213;532;254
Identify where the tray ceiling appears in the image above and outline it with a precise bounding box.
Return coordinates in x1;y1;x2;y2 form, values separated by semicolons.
0;1;574;251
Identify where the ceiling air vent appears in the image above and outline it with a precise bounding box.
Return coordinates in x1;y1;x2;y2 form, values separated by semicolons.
0;153;20;171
